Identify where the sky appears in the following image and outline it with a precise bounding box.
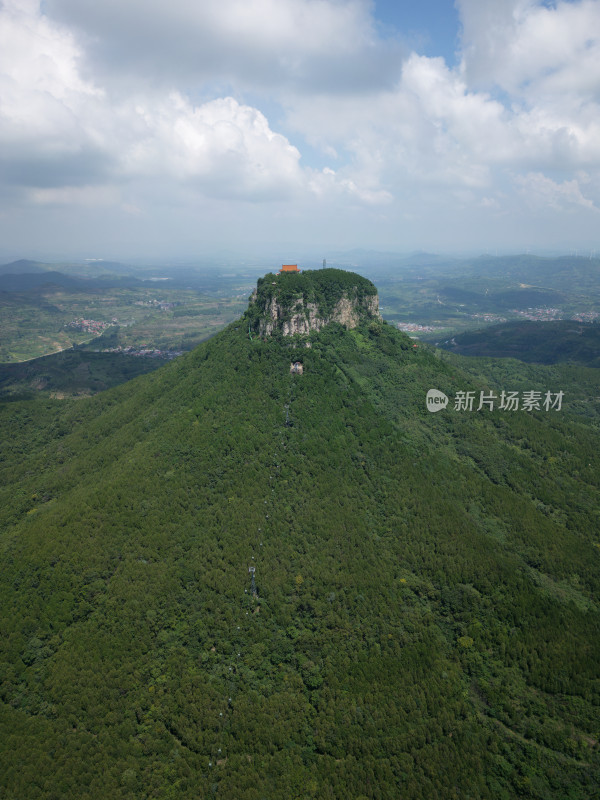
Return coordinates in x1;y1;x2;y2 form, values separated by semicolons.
1;0;599;260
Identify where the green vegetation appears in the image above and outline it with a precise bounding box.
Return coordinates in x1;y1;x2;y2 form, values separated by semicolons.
248;268;377;329
0;350;165;400
0;276;599;798
4;254;599;363
0;285;246;362
430;320;600;366
374;254;600;338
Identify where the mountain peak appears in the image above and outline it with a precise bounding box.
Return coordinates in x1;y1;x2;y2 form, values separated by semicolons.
247;267;380;336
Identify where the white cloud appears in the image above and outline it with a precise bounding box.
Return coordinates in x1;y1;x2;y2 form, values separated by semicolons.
515;171;599;211
123;94;306;200
454;0;600;176
285;55;508;192
0;1;367;205
44;0;400;94
1;0;600;254
286;2;600;200
308;166;393;204
458;0;600;99
0;0;110;186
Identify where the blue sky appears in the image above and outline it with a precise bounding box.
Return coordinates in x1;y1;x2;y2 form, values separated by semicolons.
375;0;461;64
0;0;599;260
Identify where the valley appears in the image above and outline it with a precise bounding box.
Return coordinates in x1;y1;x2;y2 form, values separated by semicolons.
372;254;600;341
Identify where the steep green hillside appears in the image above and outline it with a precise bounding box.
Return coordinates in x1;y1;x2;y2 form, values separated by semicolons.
1;301;599;798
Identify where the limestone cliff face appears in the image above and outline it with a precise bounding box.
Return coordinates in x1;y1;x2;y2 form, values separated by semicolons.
248;270;380;337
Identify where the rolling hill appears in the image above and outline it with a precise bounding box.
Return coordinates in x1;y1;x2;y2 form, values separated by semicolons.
433;320;600;367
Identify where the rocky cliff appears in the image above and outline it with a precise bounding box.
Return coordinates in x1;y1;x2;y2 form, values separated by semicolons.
247;268;381;337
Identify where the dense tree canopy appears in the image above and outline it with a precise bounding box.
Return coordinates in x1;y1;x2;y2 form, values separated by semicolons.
0;312;599;799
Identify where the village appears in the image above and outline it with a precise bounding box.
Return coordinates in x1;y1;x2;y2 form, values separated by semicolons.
65;317;114;335
510;307;563;321
95;345;183;359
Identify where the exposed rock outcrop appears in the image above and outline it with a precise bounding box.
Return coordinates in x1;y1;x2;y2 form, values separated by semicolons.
248;268;380;337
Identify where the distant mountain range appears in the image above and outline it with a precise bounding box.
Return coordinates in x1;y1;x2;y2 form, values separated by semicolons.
0;259;48;275
0;258;135;275
0;266;150;293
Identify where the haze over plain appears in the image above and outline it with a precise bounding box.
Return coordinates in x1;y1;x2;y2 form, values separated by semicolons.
1;0;599;259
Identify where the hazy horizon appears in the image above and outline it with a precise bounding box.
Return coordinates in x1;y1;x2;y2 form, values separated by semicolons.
1;247;598;272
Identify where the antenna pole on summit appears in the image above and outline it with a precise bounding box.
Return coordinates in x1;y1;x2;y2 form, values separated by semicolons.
248;566;257;598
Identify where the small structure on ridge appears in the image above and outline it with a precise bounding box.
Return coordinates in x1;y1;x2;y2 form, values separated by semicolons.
248;566;257;598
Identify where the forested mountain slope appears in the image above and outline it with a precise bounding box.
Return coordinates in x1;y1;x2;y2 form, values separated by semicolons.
0;303;599;798
433;320;600;367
